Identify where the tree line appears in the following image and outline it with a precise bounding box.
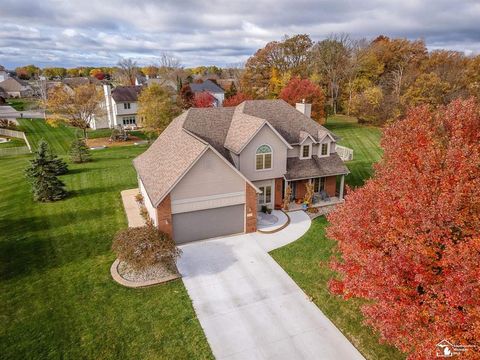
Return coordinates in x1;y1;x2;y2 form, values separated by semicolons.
240;34;480;123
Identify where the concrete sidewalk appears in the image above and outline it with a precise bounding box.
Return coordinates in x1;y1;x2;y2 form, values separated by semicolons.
0;105;44;119
177;212;364;360
120;188;146;228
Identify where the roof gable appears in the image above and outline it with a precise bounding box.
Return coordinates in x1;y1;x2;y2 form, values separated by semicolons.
242;99;336;144
133;112;208;207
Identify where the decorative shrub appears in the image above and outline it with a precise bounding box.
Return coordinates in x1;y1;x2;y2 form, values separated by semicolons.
261;205;268;213
135;193;144;204
112;224;181;272
139;205;149;220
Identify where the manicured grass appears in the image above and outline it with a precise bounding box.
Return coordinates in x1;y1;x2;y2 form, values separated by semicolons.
7;98;38;111
17;119;76;154
0;121;213;359
273;116;404;359
325;115;383;187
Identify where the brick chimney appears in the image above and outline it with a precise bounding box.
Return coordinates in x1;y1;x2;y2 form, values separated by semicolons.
295;99;312;118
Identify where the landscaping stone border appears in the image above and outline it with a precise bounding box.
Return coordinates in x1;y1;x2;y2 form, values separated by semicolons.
110;259;180;288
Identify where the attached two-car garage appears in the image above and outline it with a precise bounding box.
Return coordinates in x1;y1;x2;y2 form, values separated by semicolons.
172;204;245;244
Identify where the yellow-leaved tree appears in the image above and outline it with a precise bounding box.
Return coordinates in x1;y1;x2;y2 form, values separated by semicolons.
137;83;180;133
45;84;103;138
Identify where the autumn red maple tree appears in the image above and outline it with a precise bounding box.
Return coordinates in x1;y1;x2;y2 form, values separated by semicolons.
223;92;253;107
193;92;214;108
279;77;326;122
327;98;480;359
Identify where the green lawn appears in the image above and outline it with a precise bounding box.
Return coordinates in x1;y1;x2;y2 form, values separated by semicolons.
17;119;77;154
7;98;38;111
272;116;405;359
0;121;213;359
326;115;383;187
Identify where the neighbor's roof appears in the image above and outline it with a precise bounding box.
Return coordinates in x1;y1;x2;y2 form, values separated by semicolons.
111;85;143;102
133;111;208;207
190;79;225;94
285;154;349;180
0;77;30;91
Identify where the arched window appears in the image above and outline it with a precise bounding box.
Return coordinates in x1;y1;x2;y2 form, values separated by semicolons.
256;145;272;170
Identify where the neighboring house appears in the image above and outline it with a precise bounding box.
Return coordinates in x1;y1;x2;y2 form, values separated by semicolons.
0;65;8;82
133;99;349;244
190;80;225;107
99;85;143;129
0;77;33;98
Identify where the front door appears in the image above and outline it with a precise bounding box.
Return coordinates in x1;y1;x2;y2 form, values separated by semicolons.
258;185;272;210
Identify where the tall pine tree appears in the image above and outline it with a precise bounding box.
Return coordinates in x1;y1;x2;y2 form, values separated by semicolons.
25;140;67;202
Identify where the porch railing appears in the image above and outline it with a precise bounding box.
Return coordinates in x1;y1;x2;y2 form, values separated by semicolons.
336;145;353;161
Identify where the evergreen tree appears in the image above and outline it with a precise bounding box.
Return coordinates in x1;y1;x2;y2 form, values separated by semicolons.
48;148;68;175
25;140;67;202
69;138;91;163
225;81;237;99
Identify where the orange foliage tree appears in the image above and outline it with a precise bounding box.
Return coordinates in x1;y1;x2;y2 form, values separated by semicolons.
193;92;214;108
223;92;253;107
279;77;326;122
327;98;480;359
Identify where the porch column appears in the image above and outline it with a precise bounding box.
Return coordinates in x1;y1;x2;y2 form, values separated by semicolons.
339;175;345;200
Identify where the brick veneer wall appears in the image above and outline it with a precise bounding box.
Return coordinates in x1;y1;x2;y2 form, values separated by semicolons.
274;178;283;209
295;180;307;200
156;194;173;238
325;176;337;197
245;183;257;233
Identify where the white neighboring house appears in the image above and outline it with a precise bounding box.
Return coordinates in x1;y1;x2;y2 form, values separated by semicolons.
0;65;8;82
92;84;143;130
190;80;225;107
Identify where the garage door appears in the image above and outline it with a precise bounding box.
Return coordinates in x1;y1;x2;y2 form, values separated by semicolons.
172;204;244;244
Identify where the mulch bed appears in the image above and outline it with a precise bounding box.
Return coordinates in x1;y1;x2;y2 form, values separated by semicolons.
86;136;142;148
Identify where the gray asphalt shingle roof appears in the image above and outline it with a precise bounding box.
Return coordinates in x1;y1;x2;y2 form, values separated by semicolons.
112;85;143;102
190;80;225;94
285;154;349;180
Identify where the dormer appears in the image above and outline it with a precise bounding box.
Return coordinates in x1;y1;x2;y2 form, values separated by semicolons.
299;131;315;160
317;129;336;158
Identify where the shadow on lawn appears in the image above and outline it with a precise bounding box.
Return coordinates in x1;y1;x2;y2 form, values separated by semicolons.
0;209;115;280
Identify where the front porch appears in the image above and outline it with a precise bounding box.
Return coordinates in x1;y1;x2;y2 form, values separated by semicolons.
283;174;345;211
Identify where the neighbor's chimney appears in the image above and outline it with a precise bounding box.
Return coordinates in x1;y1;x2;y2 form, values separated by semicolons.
296;99;312;118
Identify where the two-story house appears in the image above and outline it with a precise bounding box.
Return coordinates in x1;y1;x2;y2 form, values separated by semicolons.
96;84;143;129
133;99;349;244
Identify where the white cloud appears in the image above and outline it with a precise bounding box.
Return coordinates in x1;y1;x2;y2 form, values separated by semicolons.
0;0;479;68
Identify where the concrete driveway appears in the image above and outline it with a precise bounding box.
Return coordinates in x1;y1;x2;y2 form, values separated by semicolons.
177;211;364;360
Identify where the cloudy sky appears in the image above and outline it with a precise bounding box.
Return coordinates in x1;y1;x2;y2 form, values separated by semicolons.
1;0;479;69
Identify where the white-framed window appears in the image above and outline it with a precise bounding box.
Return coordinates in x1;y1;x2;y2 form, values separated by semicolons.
122;116;136;125
258;185;272;204
320;142;330;157
313;177;326;193
300;144;311;159
124;102;131;109
255;144;272;170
